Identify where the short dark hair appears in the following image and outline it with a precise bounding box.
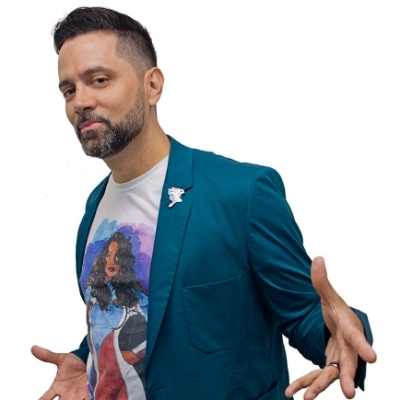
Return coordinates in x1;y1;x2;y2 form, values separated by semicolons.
53;7;157;77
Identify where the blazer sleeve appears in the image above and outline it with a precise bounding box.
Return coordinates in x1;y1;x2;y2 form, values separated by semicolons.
71;335;90;363
246;166;372;389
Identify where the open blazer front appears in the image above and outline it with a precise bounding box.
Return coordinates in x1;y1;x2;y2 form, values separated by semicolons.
75;136;372;400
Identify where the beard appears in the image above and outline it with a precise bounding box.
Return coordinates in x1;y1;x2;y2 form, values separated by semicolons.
74;85;145;159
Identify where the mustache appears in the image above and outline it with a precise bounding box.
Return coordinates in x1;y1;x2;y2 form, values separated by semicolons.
75;112;112;132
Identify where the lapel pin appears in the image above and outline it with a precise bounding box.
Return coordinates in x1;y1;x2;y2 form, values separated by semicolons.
168;187;185;208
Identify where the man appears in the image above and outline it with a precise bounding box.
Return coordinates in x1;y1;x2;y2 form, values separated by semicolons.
32;7;376;400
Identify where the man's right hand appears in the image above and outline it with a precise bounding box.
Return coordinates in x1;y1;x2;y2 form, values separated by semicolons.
31;345;89;400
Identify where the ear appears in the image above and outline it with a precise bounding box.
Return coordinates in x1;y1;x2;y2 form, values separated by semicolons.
145;67;164;106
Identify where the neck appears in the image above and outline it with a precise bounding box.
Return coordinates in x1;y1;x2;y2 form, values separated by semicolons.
103;120;170;183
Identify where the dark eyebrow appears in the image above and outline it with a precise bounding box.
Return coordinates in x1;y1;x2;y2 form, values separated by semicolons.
58;66;115;91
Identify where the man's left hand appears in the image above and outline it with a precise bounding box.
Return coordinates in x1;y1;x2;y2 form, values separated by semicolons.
285;256;377;400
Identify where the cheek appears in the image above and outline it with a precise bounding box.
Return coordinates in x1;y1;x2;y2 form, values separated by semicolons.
102;87;136;113
99;95;124;115
65;104;76;126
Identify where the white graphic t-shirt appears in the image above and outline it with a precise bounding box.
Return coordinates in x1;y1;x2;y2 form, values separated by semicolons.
79;157;168;400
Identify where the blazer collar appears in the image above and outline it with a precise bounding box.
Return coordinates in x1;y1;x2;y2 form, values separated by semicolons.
164;135;194;190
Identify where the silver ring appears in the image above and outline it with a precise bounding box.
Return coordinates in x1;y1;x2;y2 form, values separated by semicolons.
327;361;340;371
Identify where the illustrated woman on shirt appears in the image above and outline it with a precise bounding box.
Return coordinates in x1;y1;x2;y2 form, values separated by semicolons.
85;231;149;398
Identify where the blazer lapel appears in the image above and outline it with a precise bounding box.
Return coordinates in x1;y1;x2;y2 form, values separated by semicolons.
146;136;194;367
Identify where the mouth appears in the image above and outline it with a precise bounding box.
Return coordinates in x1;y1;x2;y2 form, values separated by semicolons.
79;120;104;133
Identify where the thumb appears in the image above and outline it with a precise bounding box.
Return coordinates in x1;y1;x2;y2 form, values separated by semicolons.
31;345;61;366
310;256;337;301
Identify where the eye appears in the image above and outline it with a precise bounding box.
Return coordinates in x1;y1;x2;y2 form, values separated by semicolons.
93;76;108;86
62;87;75;98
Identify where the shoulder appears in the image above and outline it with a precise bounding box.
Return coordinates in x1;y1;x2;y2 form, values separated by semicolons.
191;146;285;195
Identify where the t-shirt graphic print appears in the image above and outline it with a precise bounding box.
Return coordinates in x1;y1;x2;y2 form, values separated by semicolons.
80;221;153;400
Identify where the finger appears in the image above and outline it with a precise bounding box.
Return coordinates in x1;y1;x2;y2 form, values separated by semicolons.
358;342;377;364
310;256;340;302
31;345;60;365
342;326;377;363
339;374;357;399
285;369;322;398
310;257;348;333
337;341;359;399
302;365;340;400
38;387;58;400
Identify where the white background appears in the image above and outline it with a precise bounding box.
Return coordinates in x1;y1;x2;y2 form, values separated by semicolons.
2;1;398;399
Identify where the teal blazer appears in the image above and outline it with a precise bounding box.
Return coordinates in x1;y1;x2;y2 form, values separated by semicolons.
74;137;372;400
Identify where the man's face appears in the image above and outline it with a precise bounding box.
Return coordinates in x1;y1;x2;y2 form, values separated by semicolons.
58;32;145;158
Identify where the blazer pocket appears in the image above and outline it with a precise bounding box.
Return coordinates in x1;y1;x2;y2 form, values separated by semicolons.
181;275;245;354
258;379;282;400
148;383;168;400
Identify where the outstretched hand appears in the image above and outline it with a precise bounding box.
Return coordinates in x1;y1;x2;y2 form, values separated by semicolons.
285;257;377;400
31;345;89;400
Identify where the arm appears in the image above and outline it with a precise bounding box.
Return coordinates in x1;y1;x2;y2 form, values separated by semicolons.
247;167;376;398
247;167;326;364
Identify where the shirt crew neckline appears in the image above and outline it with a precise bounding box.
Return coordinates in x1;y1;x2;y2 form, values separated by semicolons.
108;156;169;193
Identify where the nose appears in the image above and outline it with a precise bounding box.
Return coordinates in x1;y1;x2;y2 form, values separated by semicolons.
73;86;97;115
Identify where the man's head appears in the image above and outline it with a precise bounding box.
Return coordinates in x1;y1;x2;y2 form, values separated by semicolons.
53;7;157;78
55;7;163;160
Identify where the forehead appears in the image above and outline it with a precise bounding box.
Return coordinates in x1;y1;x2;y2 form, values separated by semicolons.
58;31;126;76
108;242;118;251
